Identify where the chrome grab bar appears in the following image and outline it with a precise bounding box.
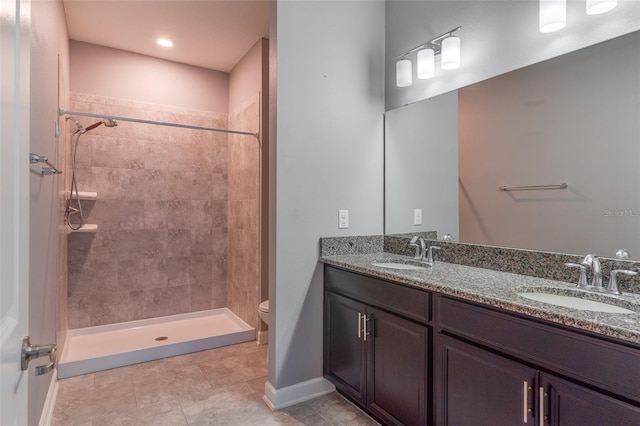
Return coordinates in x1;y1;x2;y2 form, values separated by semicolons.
499;183;567;191
29;153;62;175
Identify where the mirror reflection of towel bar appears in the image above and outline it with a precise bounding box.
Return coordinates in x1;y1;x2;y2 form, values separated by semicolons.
499;183;567;191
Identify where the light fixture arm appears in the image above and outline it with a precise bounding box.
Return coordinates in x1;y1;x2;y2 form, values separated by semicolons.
395;26;461;60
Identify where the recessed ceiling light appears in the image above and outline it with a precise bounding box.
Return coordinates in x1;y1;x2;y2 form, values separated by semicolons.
157;39;173;48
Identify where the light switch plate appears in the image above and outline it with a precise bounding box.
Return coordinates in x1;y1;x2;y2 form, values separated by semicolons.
414;209;422;225
339;210;349;229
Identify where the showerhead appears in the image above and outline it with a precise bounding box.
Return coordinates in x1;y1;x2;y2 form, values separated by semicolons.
84;119;119;132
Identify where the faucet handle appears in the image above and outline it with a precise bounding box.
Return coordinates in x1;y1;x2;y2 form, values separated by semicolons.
426;246;441;263
605;269;638;295
565;263;589;289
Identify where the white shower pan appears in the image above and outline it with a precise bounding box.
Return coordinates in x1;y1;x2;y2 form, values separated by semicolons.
58;308;255;378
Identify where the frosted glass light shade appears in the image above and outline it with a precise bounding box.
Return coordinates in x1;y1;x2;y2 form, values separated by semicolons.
396;59;413;87
539;0;566;33
417;48;435;79
441;37;461;70
586;0;617;14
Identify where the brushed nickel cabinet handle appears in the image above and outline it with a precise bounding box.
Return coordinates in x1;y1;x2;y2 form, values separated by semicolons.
523;381;529;423
357;312;362;339
363;315;370;342
538;387;545;426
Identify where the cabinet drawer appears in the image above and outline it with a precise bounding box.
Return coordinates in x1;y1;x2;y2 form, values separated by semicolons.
437;296;640;402
325;265;430;324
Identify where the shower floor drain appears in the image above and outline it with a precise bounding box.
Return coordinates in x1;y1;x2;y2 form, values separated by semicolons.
155;336;168;341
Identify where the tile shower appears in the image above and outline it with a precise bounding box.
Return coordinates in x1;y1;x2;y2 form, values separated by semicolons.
62;92;261;373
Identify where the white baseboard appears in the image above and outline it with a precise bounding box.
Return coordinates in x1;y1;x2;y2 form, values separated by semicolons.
263;377;335;410
38;369;58;426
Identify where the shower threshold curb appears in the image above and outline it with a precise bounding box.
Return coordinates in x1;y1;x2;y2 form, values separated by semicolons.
58;308;255;378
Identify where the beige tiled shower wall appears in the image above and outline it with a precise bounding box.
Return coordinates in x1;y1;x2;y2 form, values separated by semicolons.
227;95;260;330
66;93;228;328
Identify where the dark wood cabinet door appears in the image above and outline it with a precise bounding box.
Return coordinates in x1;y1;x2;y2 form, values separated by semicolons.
324;291;366;403
367;306;429;426
541;373;640;426
435;334;536;426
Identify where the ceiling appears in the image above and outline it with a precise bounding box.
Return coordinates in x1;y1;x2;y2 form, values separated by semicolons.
62;0;271;72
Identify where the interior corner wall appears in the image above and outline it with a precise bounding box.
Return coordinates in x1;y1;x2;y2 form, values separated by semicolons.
29;0;70;424
228;39;267;331
274;0;385;389
229;39;267;112
69;41;229;114
385;0;640;110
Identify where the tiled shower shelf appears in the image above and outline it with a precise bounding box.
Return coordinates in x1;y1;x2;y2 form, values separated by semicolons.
67;224;98;234
66;191;98;200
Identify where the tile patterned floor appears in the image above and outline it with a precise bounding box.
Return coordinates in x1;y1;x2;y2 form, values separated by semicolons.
52;342;379;425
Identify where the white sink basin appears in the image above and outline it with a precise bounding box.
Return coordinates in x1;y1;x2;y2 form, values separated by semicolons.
517;292;634;314
371;261;429;271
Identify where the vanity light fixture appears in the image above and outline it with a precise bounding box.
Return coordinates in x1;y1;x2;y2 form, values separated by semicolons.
395;26;461;87
539;0;566;33
417;48;435;79
441;36;461;70
396;57;413;87
586;0;617;15
540;0;616;33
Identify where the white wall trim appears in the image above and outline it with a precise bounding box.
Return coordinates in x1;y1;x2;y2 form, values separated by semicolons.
38;370;58;426
262;377;335;410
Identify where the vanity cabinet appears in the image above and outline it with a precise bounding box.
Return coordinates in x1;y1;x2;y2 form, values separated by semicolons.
323;263;640;426
324;265;430;425
539;373;640;425
435;296;640;425
436;333;536;425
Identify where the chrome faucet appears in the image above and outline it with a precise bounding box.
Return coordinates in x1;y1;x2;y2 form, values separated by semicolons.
581;254;603;289
409;235;425;260
408;237;440;263
567;253;638;295
409;236;426;260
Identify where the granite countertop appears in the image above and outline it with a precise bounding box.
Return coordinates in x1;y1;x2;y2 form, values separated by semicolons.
320;252;640;345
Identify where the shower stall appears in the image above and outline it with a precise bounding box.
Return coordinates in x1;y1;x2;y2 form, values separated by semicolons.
58;89;263;378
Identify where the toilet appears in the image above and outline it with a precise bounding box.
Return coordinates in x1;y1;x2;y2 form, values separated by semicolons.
258;300;270;325
258;300;269;344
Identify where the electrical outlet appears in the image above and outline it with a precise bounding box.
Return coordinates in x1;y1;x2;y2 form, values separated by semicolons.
414;209;422;225
339;210;349;229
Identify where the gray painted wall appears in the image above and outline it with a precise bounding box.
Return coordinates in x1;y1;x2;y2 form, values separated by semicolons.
385;91;458;236
385;0;640;110
274;0;385;388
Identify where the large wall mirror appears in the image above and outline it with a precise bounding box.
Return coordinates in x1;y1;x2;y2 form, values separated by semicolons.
385;30;640;259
